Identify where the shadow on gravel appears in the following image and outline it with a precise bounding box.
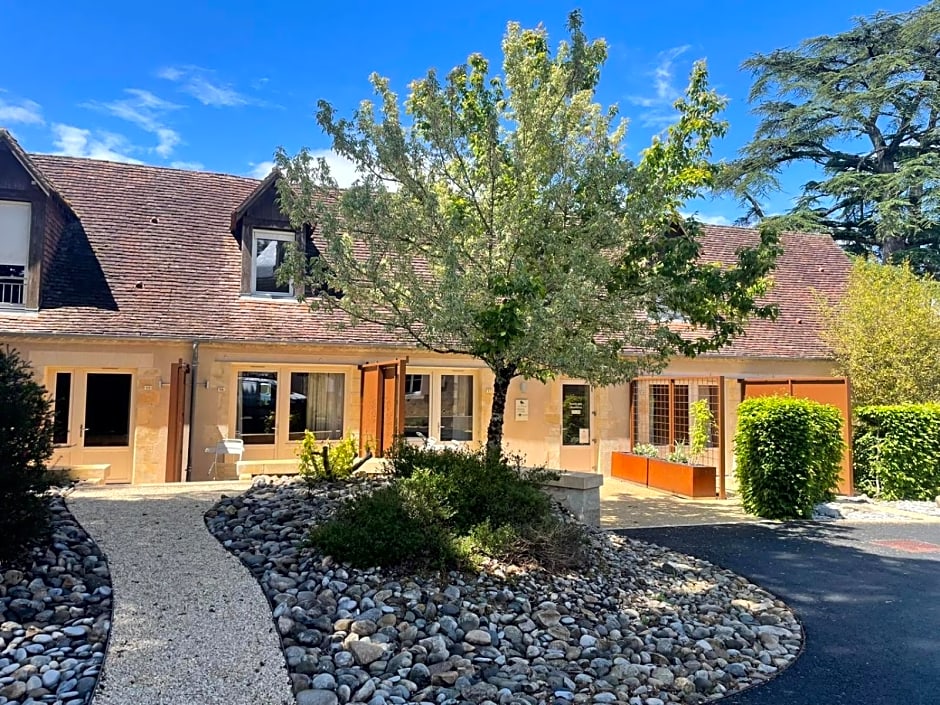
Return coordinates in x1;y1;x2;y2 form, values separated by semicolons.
617;522;940;705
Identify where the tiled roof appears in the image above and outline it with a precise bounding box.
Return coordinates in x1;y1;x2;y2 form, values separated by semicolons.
1;155;849;358
695;225;849;359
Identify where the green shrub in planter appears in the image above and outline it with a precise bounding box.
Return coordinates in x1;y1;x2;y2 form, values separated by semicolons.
0;348;57;565
734;396;844;519
854;404;940;500
632;443;659;458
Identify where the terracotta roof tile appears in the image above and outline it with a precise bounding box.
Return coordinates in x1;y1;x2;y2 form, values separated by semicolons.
0;156;849;358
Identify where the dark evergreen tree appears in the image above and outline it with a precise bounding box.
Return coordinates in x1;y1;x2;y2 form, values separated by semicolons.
0;347;56;564
721;2;940;275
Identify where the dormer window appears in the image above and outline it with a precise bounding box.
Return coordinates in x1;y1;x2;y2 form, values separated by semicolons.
251;229;294;297
0;200;30;307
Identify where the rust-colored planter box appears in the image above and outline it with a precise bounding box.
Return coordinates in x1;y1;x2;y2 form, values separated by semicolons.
611;452;649;485
647;458;717;498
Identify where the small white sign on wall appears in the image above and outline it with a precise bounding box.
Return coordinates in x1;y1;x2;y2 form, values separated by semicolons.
579;427;590;444
515;398;529;421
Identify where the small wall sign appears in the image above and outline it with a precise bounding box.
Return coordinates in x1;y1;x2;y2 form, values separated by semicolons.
515;398;529;421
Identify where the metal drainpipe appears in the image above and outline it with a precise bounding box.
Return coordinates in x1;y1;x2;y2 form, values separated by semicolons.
184;341;199;482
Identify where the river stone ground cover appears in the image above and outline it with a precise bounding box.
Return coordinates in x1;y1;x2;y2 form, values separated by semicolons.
0;495;111;705
206;477;803;705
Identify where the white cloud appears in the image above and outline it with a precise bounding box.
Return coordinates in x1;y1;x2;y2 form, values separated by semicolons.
170;160;205;171
249;160;275;179
312;149;361;188
250;150;368;188
628;45;692;127
159;65;256;107
51;124;143;164
682;211;732;226
0;92;44;125
84;88;182;157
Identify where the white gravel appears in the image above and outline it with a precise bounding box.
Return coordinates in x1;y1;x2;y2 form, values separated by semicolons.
67;483;292;705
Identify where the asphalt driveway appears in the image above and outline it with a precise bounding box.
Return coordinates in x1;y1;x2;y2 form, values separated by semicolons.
618;522;940;705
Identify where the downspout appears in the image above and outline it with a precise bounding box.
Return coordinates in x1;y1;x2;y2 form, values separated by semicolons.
184;341;199;482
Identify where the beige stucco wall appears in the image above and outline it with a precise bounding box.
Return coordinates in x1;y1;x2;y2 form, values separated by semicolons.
4;334;839;484
187;344;489;481
496;356;837;476
10;338;190;484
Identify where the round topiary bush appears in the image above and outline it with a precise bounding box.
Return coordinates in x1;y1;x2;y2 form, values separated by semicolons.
734;396;844;519
0;347;57;565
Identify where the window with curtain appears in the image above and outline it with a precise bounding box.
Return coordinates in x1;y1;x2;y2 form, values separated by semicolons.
289;372;345;441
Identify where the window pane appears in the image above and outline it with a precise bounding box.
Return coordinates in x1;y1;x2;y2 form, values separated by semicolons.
650;384;670;446
698;384;720;447
674;384;690;445
562;384;590;446
237;371;277;444
53;372;71;445
440;375;473;441
255;237;291;294
84;373;132;447
403;374;430;438
289;372;345;441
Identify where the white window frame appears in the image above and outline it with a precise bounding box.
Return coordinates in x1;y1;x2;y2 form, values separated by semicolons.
250;228;295;298
0;200;31;308
231;365;351;448
404;369;477;444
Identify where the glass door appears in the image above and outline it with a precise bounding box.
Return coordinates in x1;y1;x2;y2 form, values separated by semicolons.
74;371;134;483
559;383;595;471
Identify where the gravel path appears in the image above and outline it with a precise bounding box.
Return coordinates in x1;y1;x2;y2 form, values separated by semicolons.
67;483;292;705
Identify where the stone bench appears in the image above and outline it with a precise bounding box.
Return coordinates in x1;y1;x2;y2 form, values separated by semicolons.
541;471;604;528
235;459;300;481
55;464;111;485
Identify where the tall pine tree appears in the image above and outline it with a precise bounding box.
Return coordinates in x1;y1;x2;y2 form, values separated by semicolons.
721;2;940;275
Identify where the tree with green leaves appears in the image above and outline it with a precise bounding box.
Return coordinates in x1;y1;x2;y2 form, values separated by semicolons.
276;12;780;454
721;2;940;275
819;258;940;407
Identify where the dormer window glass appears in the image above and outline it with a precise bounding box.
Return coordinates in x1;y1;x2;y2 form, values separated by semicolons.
0;200;30;307
251;229;294;296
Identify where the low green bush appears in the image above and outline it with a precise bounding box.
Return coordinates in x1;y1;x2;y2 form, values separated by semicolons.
307;443;584;571
854;404;940;500
307;485;458;569
0;348;57;565
734;396;844;519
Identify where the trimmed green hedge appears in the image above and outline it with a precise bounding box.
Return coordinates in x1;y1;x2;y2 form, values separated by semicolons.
854;404;940;500
735;396;844;519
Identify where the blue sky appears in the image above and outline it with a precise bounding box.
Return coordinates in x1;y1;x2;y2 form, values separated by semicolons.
0;0;919;223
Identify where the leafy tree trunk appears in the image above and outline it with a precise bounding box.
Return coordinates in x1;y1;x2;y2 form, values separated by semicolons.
882;235;906;263
486;364;517;458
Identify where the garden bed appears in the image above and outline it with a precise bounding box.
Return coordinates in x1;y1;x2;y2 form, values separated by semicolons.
611;452;717;498
0;494;112;705
206;476;802;705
